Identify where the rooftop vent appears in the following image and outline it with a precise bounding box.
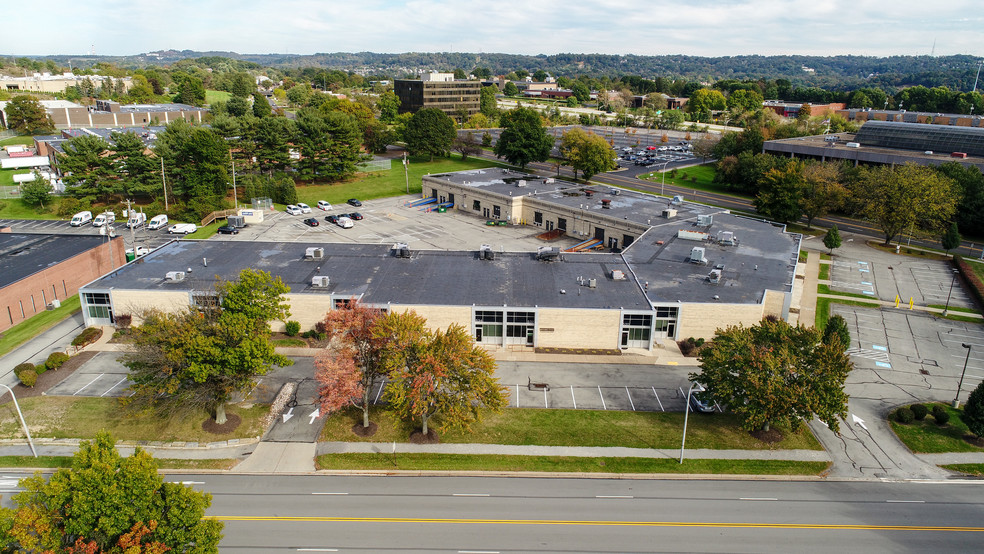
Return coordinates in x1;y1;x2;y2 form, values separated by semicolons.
717;231;737;246
611;269;627;281
696;214;713;226
671;195;684;205
708;268;722;283
690;247;707;265
662;208;677;219
392;242;411;258
537;246;560;261
165;271;185;282
516;179;527;187
305;247;324;260
311;275;330;288
479;244;496;261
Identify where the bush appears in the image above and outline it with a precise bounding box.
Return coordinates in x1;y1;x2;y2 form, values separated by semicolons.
114;314;132;331
284;320;301;337
910;403;929;420
316;332;327;341
953;256;984;312
45;352;70;371
18;369;38;387
71;327;103;347
932;405;950;425
301;330;315;339
13;362;34;379
56;197;92;218
895;407;915;424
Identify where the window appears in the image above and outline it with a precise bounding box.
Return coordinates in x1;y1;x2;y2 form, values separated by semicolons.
623;314;652;327
473;200;481;211
534;211;543;225
475;310;503;323
507;311;535;324
493;205;501;218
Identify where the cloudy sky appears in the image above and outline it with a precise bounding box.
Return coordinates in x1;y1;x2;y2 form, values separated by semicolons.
7;0;984;58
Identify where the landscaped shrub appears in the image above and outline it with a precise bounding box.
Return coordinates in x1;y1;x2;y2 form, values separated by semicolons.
13;362;34;379
302;330;315;339
18;369;37;388
932;405;950;425
114;314;132;331
895;407;915;424
45;352;70;371
71;327;103;347
953;256;984;311
677;337;705;357
910;403;929;421
285;321;301;337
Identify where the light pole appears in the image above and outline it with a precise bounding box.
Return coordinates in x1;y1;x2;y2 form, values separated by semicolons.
943;268;960;316
680;382;705;464
658;161;671;197
0;384;37;457
953;343;973;408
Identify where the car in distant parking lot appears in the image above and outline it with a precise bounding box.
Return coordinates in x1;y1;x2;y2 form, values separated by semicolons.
167;223;198;235
296;202;312;213
285;205;302;215
125;246;150;257
217;225;239;235
347;198;362;207
302;218;320;227
325;214;340;224
335;216;354;229
347;212;363;221
317;200;332;211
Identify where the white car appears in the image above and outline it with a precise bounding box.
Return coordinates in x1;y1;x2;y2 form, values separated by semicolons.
296;202;312;213
317;200;332;211
285;205;302;216
125;246;150;257
335;216;354;229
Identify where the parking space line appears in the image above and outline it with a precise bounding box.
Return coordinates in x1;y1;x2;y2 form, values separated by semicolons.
625;387;635;411
652;387;664;411
571;386;576;409
515;384;520;408
75;374;104;396
100;378;127;397
598;386;606;410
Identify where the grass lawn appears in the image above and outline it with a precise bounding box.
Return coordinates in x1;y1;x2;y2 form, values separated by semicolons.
272;338;306;347
321;406;821;451
0;136;36;147
315;453;829;475
0;456;238;471
0;397;269;443
927;304;981;314
815;297;880;330
0;192;64;220
0;295;81;357
292;154;500;206
184;220;223;239
205;90;231;105
799;249;807;263
820;253;832;261
941;464;984;476
889;404;984;453
966;258;984;282
638;164;744;198
818;263;830;281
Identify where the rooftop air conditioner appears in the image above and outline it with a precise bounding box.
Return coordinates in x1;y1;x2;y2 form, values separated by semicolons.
690;247;707;265
165;271;186;282
311;276;330;288
480;244;495;261
537;246;560;261
305;247;324;260
697;214;713;226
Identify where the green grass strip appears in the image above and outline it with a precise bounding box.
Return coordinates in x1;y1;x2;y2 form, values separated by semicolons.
815;297;880;330
818;264;830;281
0;456;238;470
889;404;984;453
0;295;81;357
817;284;881;300
315;453;829;475
927;304;981;314
941;464;984;476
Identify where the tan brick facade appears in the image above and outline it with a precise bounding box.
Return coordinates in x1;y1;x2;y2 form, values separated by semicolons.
537;308;621;349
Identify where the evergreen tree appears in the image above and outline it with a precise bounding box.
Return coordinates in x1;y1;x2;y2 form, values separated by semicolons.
961;382;984;439
941;221;961;257
822;314;852;352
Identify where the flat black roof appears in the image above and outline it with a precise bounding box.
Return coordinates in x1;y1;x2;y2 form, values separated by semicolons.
0;233;111;288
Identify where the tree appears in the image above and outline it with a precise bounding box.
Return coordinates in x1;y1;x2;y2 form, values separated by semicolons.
691;134;719;163
4;95;54;134
559;127;617;181
111;130;160;199
727;89;764;113
58;135;117;201
294;108;366;181
755;161;804;224
823;314;852;352
850;164;958;246
571;82;591;103
799;162;845;229
962;382;984;439
452;133;481;160
533;69;548;82
255;116;296;174
403;107;456;162
20;173;52;209
377;91;400;123
121;269;292;424
315;301;387;429
686;88;727;121
493;107;553;169
503;81;519;97
173;75;206;106
378;312;506;436
941;221;961;257
655;109;685;130
692;318;852;433
363;118;396;154
480;85;498;118
252;91;272;118
823;224;842;255
0;431;221;553
226;96;250;117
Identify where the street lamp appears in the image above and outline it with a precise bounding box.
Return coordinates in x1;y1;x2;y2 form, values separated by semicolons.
658;161;671;197
0;384;37;457
943;268;960;316
953;343;973;408
680;382;705;464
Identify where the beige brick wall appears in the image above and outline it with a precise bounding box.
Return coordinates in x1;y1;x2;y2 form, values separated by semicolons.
284;294;335;332
111;290;193;324
537;308;621;349
678;302;765;340
762;289;788;320
393;305;473;331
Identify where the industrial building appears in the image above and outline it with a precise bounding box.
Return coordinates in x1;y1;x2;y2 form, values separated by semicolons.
394;73;481;118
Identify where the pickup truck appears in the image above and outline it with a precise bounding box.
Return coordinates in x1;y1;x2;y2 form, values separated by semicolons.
167;223;198;235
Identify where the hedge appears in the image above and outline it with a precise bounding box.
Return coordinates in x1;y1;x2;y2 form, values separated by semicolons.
13;362;34;379
45;351;70;371
71;327;103;347
18;369;37;387
953;256;984;311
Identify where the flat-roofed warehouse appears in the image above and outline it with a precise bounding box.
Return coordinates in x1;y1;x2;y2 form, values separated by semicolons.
80;168;801;355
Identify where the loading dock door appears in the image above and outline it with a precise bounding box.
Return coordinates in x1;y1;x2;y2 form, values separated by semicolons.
623;234;634;247
594;227;605;241
558;217;567;230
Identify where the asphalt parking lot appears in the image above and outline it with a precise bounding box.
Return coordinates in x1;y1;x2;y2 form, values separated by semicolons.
829;251;974;309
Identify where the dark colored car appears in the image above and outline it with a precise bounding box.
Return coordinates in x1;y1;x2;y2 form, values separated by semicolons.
217;225;239;235
689;392;715;413
325;214;340;224
348;212;363;221
303;218;320;227
347;198;362;207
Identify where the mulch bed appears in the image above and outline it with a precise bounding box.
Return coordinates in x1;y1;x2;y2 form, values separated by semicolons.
534;347;621;356
351;422;378;437
749;429;784;444
270;332;328;348
535;229;565;241
0;351;98;404
964;434;984;448
409;429;440;444
202;413;242;434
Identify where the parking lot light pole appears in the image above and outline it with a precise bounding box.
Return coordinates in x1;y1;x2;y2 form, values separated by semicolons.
953;343;973;409
680;382;705;464
0;384;37;457
659;161;671;197
943;268;960;316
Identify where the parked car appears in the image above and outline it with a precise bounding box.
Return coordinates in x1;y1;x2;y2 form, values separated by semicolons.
347;198;362;207
317;200;332;211
689;392;715;413
125;246;149;257
147;214;169;230
296;202;312;213
325;214;340;224
335;216;354;229
646;145;657;151
347;212;363;221
285;205;302;215
302;218;320;227
167;223;198;235
217;225;239;235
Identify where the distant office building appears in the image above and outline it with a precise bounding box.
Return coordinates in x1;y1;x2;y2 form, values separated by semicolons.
0;99;206;130
395;72;481;118
0;72;132;94
836;108;984;129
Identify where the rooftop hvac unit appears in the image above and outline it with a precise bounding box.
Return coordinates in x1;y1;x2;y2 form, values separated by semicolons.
479;244;495;261
717;231;737;246
708;269;722;283
545;178;555;184
846;142;860;148
601;199;612;209
588;278;597;288
697;214;713;226
311;276;330;288
662;208;677;219
671;195;684;205
690;247;707;265
611;269;627;281
392;243;411;258
537;246;560;261
516;179;527;187
165;271;186;282
305;247;324;260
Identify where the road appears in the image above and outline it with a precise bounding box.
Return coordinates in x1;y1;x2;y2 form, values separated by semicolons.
141;474;984;552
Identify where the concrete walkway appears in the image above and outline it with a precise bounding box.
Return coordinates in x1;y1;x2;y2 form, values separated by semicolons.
231;442;317;473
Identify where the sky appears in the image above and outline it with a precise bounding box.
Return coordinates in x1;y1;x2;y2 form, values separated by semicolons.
5;0;984;58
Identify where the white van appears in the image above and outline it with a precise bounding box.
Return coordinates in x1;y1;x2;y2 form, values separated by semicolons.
126;212;146;228
296;202;312;213
92;211;115;227
70;211;92;226
147;214;169;230
167;223;198;234
285;205;302;215
336;216;354;229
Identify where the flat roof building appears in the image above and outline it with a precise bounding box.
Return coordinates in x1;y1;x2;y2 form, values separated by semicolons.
395;74;481;119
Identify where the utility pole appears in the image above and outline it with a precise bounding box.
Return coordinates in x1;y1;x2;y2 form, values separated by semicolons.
126;198;137;253
973;60;984;93
231;152;238;210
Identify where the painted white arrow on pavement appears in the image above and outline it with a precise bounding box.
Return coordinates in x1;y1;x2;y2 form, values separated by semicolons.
309;409;320;424
852;414;867;431
282;407;294;423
